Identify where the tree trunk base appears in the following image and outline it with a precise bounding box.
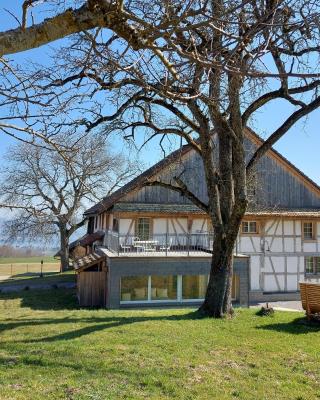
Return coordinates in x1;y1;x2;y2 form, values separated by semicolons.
198;302;234;318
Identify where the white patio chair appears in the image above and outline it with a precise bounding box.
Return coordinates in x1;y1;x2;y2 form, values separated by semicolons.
159;238;172;251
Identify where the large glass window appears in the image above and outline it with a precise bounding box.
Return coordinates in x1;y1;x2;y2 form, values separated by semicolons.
182;275;207;299
136;218;151;240
121;276;148;301
151;276;177;300
232;274;240;301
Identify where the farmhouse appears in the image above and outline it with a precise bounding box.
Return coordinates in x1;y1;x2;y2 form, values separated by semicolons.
74;128;320;308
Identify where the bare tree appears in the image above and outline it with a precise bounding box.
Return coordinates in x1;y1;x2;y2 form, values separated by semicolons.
0;0;319;315
0;134;140;271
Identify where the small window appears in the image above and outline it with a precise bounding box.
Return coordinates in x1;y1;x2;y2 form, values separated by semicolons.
136;218;151;240
241;221;258;234
305;257;320;275
303;222;315;240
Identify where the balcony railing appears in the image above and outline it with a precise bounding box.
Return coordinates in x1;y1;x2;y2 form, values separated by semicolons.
103;230;214;256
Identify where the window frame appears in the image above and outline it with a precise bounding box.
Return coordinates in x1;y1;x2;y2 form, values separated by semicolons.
120;274;240;304
302;221;316;241
135;217;152;240
305;256;320;275
241;220;259;235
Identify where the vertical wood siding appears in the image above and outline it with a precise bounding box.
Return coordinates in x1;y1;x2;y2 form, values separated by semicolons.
119;136;320;208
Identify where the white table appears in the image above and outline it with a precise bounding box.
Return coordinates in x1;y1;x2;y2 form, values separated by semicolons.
133;240;158;252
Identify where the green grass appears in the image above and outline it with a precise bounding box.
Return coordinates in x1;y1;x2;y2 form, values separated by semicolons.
0;290;319;400
0;256;57;264
0;271;75;288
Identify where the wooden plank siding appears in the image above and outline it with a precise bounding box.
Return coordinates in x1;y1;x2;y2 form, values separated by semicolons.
78;271;106;307
118;136;320;209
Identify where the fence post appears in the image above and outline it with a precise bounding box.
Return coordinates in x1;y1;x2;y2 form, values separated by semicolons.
187;233;190;256
165;233;168;257
40;260;43;278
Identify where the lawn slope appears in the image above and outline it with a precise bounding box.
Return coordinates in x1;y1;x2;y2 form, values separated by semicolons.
0;289;319;400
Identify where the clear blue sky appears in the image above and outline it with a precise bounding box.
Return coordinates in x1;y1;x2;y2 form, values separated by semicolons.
0;1;319;186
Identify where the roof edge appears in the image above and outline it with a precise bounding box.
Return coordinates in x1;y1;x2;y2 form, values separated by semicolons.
84;128;320;216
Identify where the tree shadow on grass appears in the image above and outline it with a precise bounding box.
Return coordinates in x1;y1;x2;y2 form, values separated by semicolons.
0;311;202;344
0;287;78;310
0;287;204;343
0;273;75;289
256;316;320;335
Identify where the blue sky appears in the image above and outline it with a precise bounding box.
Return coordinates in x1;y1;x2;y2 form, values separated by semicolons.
0;1;319;186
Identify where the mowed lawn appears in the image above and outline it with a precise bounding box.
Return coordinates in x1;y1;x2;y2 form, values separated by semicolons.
0;290;319;400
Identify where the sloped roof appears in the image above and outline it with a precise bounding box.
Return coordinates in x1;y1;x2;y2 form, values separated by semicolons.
74;252;105;271
84;128;320;216
54;231;105;258
113;202;204;214
84;143;192;215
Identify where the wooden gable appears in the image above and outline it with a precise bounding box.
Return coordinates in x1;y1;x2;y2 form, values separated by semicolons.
119;130;320;210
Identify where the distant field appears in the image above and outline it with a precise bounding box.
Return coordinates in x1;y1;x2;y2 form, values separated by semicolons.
0;257;60;280
0;270;75;287
0;256;57;264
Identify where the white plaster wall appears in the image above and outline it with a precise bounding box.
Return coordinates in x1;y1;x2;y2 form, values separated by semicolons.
274;220;283;235
302;242;317;252
264;220;277;235
250;256;261;290
119;219;134;235
168;218;188;234
239;236;260;253
268;238;282;252
153;218;167;234
287;256;298;273
284;221;294;235
296;237;302;252
192;219;207;233
295;221;301;235
265;257;285;273
264;274;285;292
287;275;298;291
284;238;294;252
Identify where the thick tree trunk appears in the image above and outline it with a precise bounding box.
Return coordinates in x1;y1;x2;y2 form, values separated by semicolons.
199;233;235;317
199;200;247;318
59;224;70;272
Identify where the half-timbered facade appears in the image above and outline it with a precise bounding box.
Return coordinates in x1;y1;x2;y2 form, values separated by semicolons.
76;128;320;307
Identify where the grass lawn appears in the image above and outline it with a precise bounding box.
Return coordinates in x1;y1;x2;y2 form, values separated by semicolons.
0;271;75;289
0;290;319;400
0;256;57;264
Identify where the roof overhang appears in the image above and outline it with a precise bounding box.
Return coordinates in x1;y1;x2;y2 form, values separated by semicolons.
74;252;105;271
